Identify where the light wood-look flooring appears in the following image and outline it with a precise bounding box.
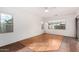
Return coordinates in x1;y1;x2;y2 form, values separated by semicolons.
19;33;63;52
0;33;63;52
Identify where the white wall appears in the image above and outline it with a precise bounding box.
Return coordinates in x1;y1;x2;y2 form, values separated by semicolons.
0;7;78;47
0;7;43;47
43;14;76;37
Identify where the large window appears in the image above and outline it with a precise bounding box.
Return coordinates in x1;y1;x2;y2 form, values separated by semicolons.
0;13;13;33
48;20;66;30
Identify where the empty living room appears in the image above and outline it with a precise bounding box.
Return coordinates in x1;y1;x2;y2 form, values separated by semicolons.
0;7;79;52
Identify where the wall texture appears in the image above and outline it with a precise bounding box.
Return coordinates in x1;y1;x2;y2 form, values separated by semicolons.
0;7;43;47
0;7;78;47
43;14;76;37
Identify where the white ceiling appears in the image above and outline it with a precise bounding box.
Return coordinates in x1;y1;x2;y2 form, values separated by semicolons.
0;7;79;18
20;7;79;18
38;7;79;18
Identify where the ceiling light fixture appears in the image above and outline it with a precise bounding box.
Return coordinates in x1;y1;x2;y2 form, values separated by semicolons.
44;7;48;13
45;9;48;12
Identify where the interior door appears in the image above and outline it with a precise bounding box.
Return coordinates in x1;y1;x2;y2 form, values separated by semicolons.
77;19;79;39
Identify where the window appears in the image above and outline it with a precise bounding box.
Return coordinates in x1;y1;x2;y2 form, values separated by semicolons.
0;13;13;33
48;20;66;30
